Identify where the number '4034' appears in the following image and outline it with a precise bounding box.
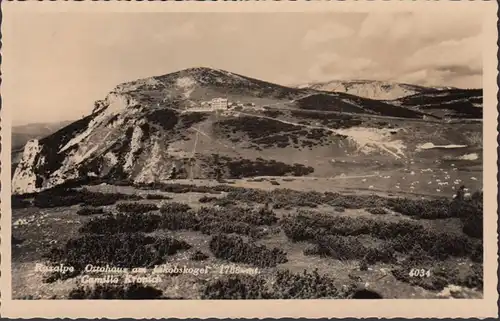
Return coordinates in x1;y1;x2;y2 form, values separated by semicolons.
409;268;431;277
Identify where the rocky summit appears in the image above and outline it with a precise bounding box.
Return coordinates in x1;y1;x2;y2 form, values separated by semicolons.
12;67;483;194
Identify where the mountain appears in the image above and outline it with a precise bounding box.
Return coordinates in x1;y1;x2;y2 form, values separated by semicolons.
12;120;74;150
12;67;483;195
297;80;450;100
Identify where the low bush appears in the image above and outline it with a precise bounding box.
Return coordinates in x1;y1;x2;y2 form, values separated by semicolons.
12;196;31;209
159;202;192;213
366;207;388;215
190;250;209;261
209;234;287;267
45;232;191;273
80;214;162;234
202;274;272;299
144;194;172;200
68;283;163;299
79;203;277;238
281;212;481;262
199;196;218;203
32;188;141;208
304;234;395;264
226;159;314;178
116;202;158;214
135;182;222;194
77;207;105;216
201;269;353;299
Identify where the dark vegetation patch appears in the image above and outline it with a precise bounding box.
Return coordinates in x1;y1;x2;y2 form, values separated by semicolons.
178;112;208;129
68;283;163;300
209;234;287;268
303;235;395;265
76;207;105;216
202;269;353;299
217;116;299;139
45;232;191;274
79;201;277;239
223;158;314;178
296;94;367;113
146;109;179;130
366;207;388;215
290;110;363;129
198;196;218;203
30;187;141;208
135;182;224;194
190;250;209;261
12;235;25;245
144;194;172;200
11;196;31;209
398;89;483;119
296;93;424;118
281;212;482;263
262;109;284;118
116;202;158;214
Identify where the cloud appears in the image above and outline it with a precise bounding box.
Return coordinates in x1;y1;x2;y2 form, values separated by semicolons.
358;12;482;43
307;52;377;82
302;23;355;48
396;35;482;87
404;36;482;71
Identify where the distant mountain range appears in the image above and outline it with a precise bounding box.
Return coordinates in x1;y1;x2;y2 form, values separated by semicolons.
12;121;74;151
296;80;455;100
12;67;483;194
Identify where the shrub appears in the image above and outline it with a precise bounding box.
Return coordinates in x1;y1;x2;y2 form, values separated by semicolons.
80;214;163;234
388;198;451;219
202;274;271;299
158;210;200;231
144;194;172;200
159;202;192;213
201;269;353;299
12;196;31;209
32;188;140;208
209;234;287;267
77;207;105;216
303;234;395;264
45;232;191;273
116;202;158;214
199;196;218;203
366;207;388;215
281;211;480;261
190;250;209;261
226;159;314;178
68;283;163;299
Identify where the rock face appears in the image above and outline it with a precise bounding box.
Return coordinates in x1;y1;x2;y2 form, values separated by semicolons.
11;67;483;195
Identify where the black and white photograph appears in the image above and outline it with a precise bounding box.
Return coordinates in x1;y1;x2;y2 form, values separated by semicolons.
1;1;498;318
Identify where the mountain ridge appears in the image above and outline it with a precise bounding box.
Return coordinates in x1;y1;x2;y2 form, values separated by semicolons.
12;67;483;195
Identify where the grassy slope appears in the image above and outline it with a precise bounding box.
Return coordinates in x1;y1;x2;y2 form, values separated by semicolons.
12;176;483;300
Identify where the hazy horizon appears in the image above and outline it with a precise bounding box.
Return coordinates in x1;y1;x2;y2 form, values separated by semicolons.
5;11;483;125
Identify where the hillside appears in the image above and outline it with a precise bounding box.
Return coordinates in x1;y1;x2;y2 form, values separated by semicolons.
297;80;447;100
12;67;483;195
390;88;483;119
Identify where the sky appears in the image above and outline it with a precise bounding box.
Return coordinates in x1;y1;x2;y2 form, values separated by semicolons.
4;11;483;125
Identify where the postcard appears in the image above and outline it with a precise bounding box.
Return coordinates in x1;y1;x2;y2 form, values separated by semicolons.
1;0;498;318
